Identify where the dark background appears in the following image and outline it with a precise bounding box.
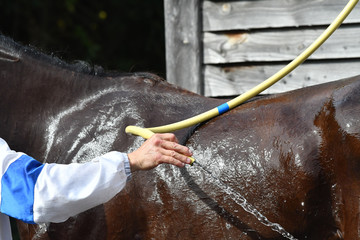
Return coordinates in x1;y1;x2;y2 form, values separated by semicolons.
1;1;165;238
0;0;166;78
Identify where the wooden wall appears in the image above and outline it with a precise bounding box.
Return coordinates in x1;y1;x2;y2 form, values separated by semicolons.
164;0;360;97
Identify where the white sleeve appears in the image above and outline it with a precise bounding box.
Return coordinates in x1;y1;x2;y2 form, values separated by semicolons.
33;151;130;223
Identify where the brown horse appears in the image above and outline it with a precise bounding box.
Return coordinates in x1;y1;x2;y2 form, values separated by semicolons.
1;34;360;239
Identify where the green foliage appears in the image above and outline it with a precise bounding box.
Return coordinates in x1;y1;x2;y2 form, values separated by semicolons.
0;0;166;76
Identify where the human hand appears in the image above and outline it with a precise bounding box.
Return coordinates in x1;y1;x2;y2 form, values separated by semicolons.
127;133;193;172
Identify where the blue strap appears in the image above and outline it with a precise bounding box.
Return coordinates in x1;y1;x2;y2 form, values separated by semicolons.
1;155;44;224
217;103;230;115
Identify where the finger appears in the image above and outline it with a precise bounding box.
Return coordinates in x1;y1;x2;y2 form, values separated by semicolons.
158;154;187;168
159;148;191;165
160;140;192;157
156;133;179;143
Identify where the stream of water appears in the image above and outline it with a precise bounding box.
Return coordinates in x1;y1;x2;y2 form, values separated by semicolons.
193;161;297;240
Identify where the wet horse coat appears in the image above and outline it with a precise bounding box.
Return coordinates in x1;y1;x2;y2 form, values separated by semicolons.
1;35;360;239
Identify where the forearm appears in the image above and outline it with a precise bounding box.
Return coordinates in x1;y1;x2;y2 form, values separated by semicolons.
1;138;130;224
33;151;130;223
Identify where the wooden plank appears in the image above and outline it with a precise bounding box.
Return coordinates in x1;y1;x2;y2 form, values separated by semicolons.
164;0;203;94
204;60;360;96
203;0;360;31
203;25;360;64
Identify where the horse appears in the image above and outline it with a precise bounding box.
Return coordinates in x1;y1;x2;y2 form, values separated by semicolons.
1;34;360;239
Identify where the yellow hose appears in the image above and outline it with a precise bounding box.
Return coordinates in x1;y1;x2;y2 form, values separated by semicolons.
126;0;358;136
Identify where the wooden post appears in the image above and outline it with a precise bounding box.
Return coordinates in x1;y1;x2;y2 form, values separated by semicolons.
164;0;203;94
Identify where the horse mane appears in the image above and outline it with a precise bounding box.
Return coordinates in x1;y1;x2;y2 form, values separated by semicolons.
0;33;165;82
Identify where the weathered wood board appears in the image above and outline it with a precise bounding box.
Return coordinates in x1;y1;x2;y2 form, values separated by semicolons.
164;0;203;94
204;60;360;96
204;25;360;64
164;0;360;96
203;0;360;31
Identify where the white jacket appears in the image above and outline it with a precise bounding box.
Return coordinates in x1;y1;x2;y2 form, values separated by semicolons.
0;137;131;240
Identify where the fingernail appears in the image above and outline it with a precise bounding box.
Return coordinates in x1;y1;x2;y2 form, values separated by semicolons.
186;158;191;164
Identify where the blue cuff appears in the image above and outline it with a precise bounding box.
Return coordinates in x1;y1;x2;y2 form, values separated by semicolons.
124;155;132;181
1;154;44;223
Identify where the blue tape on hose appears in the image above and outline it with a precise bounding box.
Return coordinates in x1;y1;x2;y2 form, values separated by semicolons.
217;103;230;114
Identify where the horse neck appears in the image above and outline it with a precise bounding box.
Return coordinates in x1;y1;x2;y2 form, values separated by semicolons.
0;53;96;149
